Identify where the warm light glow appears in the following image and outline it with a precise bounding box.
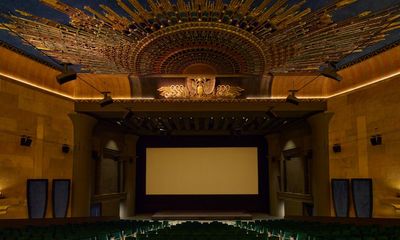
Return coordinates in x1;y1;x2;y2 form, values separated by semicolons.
3;70;400;101
73;97;155;100
328;70;400;98
246;96;326;99
247;70;400;100
0;72;74;99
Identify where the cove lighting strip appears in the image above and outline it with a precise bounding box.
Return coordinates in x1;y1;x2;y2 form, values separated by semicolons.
0;72;74;99
327;71;400;98
247;70;400;100
1;70;400;101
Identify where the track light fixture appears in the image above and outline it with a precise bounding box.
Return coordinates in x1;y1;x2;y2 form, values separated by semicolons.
123;110;134;122
286;90;300;105
266;109;278;119
56;63;77;85
100;91;113;107
320;62;343;82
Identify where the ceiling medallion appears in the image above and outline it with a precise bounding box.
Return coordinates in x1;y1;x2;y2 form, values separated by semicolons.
2;0;400;74
158;76;244;99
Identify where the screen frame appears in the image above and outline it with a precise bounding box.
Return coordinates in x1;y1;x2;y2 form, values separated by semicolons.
136;135;269;213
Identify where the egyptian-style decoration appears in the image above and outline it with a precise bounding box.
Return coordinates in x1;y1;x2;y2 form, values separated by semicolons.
158;76;244;99
216;85;244;98
187;76;216;97
2;0;400;74
158;85;189;98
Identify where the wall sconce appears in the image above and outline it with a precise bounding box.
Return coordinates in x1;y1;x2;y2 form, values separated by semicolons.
332;143;342;153
370;134;382;146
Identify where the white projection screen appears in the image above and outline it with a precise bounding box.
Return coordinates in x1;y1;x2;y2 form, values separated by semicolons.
146;147;259;195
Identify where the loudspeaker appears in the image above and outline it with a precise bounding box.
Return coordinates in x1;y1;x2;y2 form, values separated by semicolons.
27;179;48;219
52;179;70;218
20;136;32;147
61;144;70;153
352;178;373;218
370;135;382;146
333;144;341;153
331;179;350;217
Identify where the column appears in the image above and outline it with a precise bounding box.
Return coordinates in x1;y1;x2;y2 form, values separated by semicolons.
120;134;139;218
68;113;97;217
307;112;333;216
265;133;284;217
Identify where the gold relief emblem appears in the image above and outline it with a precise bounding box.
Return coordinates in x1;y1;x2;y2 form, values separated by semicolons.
158;76;244;99
186;76;216;98
157;85;189;99
216;85;244;98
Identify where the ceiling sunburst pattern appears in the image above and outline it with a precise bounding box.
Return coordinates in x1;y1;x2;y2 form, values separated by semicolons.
1;0;400;75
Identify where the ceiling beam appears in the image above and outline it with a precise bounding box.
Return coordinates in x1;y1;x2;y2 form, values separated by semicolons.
75;100;326;113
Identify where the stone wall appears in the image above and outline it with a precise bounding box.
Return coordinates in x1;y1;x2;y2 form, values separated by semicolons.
328;75;400;217
0;78;74;218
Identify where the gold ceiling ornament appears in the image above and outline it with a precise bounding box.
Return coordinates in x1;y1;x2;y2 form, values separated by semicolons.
158;85;189;98
157;76;244;99
187;76;216;97
2;0;400;74
216;85;244;98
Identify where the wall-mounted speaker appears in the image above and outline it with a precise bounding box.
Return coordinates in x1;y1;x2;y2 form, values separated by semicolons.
333;143;342;153
61;144;70;153
370;134;382;146
20;135;32;147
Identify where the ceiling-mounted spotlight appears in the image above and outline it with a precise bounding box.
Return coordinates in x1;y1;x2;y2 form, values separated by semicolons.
56;63;77;85
123;110;134;122
320;62;343;82
286;90;300;105
231;127;242;136
266;109;278;119
100;91;113;107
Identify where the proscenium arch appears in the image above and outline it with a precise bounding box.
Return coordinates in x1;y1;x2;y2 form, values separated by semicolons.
132;22;267;76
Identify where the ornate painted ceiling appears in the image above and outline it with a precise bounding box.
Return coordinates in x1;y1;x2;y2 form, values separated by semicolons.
0;0;399;77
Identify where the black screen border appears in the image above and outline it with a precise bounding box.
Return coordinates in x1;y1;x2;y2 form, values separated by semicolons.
135;135;269;213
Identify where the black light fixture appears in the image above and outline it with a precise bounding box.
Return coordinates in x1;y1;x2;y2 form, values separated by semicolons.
20;135;32;147
320;62;343;82
100;91;113;107
123;110;134;122
266;109;278;119
333;143;342;153
56;63;77;85
62;144;70;153
286;90;300;105
231;127;242;136
370;134;382;146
